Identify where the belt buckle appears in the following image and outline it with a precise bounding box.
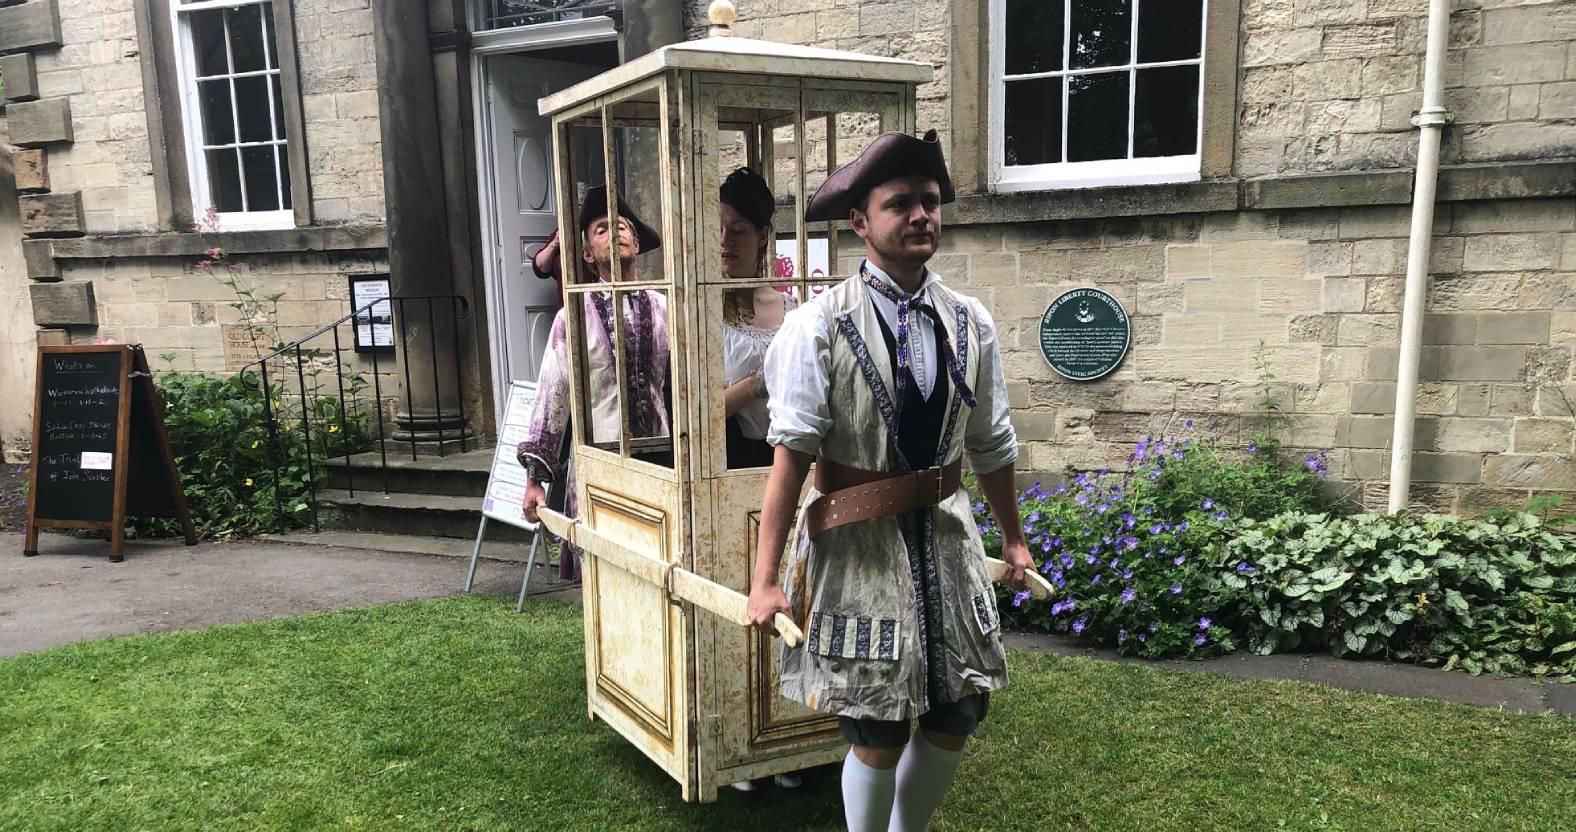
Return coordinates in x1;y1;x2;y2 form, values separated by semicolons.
927;465;944;503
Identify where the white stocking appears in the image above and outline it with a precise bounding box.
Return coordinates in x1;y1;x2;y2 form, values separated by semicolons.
888;731;964;832
841;748;898;832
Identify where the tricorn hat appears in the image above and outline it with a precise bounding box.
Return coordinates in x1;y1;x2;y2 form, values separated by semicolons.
803;129;955;223
577;184;662;253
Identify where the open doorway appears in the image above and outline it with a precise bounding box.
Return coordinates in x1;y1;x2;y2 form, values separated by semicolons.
475;29;620;423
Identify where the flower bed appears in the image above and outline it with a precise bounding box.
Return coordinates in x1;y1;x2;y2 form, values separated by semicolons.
977;428;1576;681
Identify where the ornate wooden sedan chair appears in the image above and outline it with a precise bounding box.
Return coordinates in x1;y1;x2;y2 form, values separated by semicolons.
532;5;1047;802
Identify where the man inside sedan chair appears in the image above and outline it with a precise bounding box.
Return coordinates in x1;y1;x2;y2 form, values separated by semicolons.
747;130;1033;832
517;185;671;581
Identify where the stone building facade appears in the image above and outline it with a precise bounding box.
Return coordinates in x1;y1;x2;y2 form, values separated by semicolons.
1;0;1572;512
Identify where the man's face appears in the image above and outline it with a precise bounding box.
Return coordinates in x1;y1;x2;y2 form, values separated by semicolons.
582;215;640;272
850;176;942;268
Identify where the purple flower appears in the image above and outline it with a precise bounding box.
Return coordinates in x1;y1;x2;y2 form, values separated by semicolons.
1096;502;1110;514
1202;498;1215;510
1214;510;1229;522
1090;573;1103;586
1076;493;1090;507
1246;441;1258;454
1117;629;1128;645
1072;617;1088;635
1040;560;1056;575
1185;419;1194;428
1151;523;1166;535
1027;512;1042;524
1109;557;1122;570
1198;617;1212;630
1169;583;1183;595
1051;570;1066;588
1122;512;1136;529
1236;562;1257;575
1012;589;1032;608
1121;588;1137;605
1122;536;1140;551
1194;633;1207;647
1060;554;1075;569
1173;555;1187;566
1086;553;1099;566
1054;485;1067;494
1176;521;1190;533
1149;621;1159;633
1138;633;1148;643
1122;568;1134;581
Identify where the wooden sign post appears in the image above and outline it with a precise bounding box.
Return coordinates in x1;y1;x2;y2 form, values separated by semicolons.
23;345;196;562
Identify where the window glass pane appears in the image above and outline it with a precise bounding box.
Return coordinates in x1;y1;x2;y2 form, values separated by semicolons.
271;75;286;140
719;284;792;470
1003;77;1064;166
198;79;235;145
241;146;281;212
278;145;293;209
1133;66;1199;158
205;149;244;212
1138;0;1202;63
228;3;269;74
189;9;229;77
264;6;277;69
1004;0;1063;75
235;76;273;142
1066;71;1128;162
1070;0;1131;70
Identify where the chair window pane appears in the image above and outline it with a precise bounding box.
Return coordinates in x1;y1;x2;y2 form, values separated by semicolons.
1004;0;1063;75
1003;77;1064;166
1134;66;1199;158
1066;71;1128;162
1070;0;1131;70
1138;0;1203;63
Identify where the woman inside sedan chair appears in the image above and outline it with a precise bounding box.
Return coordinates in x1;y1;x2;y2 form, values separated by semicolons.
717;167;804;791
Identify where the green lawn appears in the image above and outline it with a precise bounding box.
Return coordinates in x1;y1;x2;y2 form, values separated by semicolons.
1;597;1572;831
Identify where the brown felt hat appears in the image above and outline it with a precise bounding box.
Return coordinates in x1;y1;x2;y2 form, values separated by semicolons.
803;129;955;223
577;185;662;253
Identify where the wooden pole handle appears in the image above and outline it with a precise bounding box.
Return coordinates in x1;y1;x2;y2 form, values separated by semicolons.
985;556;1056;600
773;613;803;648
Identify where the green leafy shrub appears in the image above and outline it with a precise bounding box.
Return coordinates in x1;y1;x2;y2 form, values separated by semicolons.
976;421;1332;659
134;369;371;539
1215;511;1576;680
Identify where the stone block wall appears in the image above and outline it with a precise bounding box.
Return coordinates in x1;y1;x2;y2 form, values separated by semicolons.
294;0;384;225
1240;0;1576;176
916;198;1576;513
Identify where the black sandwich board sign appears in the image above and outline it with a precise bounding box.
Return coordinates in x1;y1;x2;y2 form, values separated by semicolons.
24;345;196;562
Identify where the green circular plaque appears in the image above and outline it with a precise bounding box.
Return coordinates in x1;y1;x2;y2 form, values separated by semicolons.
1038;288;1131;381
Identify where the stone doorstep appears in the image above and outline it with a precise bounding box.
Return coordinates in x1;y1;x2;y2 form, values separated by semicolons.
1002;632;1571;717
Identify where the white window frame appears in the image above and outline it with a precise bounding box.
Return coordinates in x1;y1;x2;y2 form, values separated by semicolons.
171;0;293;231
988;0;1207;192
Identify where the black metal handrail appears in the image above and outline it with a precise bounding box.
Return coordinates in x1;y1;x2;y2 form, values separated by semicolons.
240;294;471;533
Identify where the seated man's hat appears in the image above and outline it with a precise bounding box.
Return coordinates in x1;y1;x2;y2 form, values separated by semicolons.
577;184;662;253
803;129;955;223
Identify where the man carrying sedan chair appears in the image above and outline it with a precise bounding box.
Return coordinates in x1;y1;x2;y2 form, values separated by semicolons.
747;129;1036;832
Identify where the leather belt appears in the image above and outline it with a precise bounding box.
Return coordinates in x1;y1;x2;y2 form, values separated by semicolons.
803;458;964;538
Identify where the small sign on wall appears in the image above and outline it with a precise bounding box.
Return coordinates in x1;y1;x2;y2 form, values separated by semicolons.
349;273;395;354
1038;288;1131;381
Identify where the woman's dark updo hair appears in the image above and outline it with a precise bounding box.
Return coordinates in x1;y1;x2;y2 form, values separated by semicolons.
720;167;774;229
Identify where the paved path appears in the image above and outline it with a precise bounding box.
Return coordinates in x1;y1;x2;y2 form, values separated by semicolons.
2;531;1569;717
0;530;573;659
